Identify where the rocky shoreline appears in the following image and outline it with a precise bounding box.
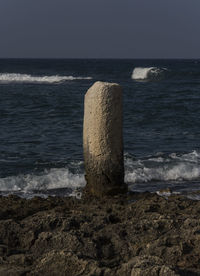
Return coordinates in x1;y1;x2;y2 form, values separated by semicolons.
0;192;200;275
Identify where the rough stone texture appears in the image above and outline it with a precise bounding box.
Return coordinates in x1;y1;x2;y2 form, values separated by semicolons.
1;193;200;275
83;81;126;196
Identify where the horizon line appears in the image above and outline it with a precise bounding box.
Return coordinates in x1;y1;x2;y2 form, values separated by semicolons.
0;57;199;60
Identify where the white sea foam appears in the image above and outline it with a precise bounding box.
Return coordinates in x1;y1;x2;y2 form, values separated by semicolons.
1;151;200;197
131;67;165;80
126;163;200;183
0;73;92;84
125;150;200;183
186;194;200;201
0;167;85;197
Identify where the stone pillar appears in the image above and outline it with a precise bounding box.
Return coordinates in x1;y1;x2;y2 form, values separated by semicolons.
83;81;127;197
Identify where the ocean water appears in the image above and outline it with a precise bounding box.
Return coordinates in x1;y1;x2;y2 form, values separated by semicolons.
1;59;200;198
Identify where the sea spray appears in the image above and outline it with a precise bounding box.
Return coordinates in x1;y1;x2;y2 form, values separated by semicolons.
1;151;200;197
125;151;200;184
0;167;85;197
131;67;166;80
0;73;92;84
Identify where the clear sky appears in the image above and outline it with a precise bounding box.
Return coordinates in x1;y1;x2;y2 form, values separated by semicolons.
0;0;200;59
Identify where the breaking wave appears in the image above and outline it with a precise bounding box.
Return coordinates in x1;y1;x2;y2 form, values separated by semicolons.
1;151;200;197
0;73;92;84
125;151;200;192
0;167;85;198
131;67;166;81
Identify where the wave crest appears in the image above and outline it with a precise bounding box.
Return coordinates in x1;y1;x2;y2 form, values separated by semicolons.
131;67;166;81
0;167;85;198
1;151;200;197
0;73;92;84
125;151;200;185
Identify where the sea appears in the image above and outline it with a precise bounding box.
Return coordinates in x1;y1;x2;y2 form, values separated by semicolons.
1;59;200;199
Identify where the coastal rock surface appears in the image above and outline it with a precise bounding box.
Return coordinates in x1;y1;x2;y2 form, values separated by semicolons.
0;192;200;275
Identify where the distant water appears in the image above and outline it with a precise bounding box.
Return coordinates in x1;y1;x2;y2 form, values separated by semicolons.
1;59;200;198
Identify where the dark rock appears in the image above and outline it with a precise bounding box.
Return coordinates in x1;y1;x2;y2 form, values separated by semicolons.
0;193;200;275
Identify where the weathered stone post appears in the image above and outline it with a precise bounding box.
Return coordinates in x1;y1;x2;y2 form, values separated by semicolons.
83;81;127;196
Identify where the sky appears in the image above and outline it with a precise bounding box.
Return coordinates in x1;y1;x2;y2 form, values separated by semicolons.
0;0;200;59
